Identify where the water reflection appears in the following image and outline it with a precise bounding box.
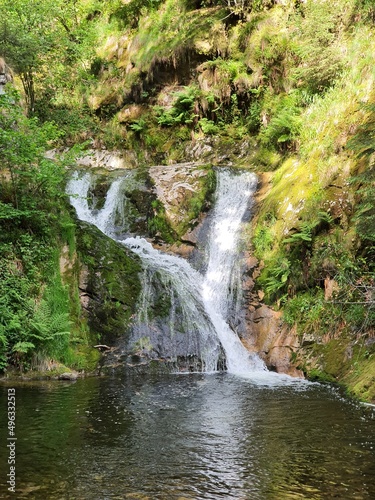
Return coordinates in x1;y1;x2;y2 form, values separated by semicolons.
0;374;374;499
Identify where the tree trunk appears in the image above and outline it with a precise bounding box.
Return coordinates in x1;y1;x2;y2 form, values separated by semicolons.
20;71;35;114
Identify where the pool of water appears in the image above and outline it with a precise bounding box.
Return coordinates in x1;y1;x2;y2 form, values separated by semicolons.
1;373;374;499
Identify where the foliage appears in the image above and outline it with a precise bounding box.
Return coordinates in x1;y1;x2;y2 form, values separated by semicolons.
198;118;219;135
155;86;200;127
351;167;375;247
0;245;72;370
259;254;291;303
252;216;275;256
283;212;333;245
0;90;82;371
283;290;326;331
347;105;375;248
260;92;302;150
355;0;375;22
290;0;345;95
110;0;163;29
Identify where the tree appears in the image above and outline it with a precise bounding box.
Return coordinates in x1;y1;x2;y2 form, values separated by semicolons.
0;0;63;112
0;0;98;114
0;88;64;209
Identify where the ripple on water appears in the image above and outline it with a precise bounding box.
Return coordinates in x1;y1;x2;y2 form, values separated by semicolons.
0;374;374;499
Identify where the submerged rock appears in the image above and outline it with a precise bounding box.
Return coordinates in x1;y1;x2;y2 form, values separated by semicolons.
58;372;78;381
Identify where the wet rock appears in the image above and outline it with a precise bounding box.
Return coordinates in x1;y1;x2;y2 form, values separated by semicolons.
181;223;201;244
76;221;142;345
58;372;78;381
149;162;211;234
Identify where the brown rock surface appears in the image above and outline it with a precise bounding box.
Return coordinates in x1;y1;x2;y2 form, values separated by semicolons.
243;305;303;377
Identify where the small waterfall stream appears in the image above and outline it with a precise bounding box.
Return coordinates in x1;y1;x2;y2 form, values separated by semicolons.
67;168;266;374
201;170;266;373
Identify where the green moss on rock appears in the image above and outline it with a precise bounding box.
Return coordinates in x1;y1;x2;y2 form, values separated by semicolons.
76;221;142;345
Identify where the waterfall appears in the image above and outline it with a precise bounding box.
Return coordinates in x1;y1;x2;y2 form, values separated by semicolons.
201;170;266;373
123;237;222;372
67;171;124;237
67;168;267;374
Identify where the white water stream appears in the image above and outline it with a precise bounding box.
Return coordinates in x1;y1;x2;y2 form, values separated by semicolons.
67;169;267;374
201;170;266;373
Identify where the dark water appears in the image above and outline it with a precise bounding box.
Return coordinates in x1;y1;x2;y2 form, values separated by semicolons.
0;373;374;499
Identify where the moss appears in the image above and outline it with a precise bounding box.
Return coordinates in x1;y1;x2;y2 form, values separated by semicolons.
153;293;172;319
307;368;337;384
298;338;375;403
76;221;142;345
344;359;375;403
148;199;178;243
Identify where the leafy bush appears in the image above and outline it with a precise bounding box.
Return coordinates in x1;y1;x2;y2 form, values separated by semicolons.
0;90;81;371
198;118;219;135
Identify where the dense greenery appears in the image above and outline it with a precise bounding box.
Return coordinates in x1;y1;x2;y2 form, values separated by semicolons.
0;0;374;396
0;90;83;371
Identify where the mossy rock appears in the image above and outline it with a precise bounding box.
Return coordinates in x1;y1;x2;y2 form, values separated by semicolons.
76;221;142;345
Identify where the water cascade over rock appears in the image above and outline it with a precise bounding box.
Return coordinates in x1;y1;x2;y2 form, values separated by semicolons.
67;168;267;374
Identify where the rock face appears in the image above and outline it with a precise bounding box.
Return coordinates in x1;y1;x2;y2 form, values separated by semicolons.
184;137;256;165
243;305;303;377
239;255;303;377
76;149;138;170
149;162;212;235
76;221;142;346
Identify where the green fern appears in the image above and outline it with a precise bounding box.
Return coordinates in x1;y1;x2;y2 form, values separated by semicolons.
284;211;333;244
263;257;291;297
12;341;35;354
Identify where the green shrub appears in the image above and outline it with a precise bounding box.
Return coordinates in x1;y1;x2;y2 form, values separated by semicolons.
198;118;219;135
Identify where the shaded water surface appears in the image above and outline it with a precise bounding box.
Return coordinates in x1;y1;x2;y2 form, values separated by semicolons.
0;374;374;499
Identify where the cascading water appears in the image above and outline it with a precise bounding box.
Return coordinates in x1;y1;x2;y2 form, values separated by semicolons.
123;237;222;372
67;171;124;237
67;168;267;374
201;170;266;373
